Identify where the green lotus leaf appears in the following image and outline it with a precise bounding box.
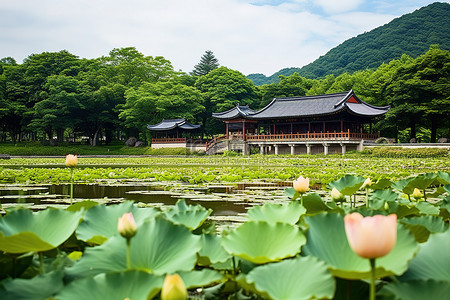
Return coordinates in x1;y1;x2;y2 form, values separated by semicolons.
164;199;212;230
392;177;415;195
221;221;306;264
379;280;450;300
415;201;440;215
0;208;83;253
244;256;335;300
75;201;160;244
1;270;64;300
400;229;450;282
370;179;393;190
284;187;300;200
400;215;448;243
56;270;163;300
178;269;225;289
66;200;98;212
437;171;450;185
391;202;419;218
247;201;305;225
443;184;450;193
66;216;201;279
369;189;400;210
328;175;366;196
405;173;437;191
198;234;231;266
302;193;336;214
303;212;419;279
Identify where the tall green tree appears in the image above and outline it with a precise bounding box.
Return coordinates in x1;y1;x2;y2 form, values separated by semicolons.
191;50;219;76
195;67;260;135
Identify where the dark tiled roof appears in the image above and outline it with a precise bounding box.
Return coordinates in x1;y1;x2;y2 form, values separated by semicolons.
212;105;256;120
147;118;201;131
246;90;389;119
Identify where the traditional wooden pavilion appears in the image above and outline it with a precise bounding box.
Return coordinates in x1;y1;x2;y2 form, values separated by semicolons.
209;90;390;155
147;119;204;150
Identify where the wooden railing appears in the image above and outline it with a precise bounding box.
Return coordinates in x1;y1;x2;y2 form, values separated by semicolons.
206;135;227;150
246;131;380;142
152;137;187;144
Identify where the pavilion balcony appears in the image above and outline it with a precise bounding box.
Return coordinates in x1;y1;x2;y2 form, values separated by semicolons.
246;131;380;142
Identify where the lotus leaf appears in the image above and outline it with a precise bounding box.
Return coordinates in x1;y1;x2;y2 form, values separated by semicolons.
56;270;163;300
178;269;225;288
416;201;440;215
392;177;415;195
164;199;212;230
198;234;231;266
402;173;437;193
75;201;159;244
303;212;419;279
370;179;392;190
244;256;335;300
221;221;306;264
284;187;300;200
379;280;450;300
400;215;448;243
437;171;450;185
1;270;64;300
247;201;305;224
302;193;336;214
0;208;83;253
328;175;366;196
369;189;399;210
66;216;201;278
400;229;450;282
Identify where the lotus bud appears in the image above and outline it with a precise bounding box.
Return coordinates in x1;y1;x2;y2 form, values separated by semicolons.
161;274;188;300
117;213;137;239
293;176;309;193
384;202;389;210
65;154;78;168
412;188;423;200
344;212;397;259
330;187;345;202
361;177;372;190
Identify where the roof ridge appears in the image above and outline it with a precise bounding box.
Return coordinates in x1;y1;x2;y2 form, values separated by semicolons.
276;91;349;101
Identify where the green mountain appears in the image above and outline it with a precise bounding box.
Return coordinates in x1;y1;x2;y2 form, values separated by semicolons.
248;2;450;85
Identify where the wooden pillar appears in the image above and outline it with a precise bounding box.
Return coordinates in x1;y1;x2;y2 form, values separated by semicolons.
226;122;229;139
340;119;344;132
273;123;276;134
323;121;326;133
290;123;293;134
308;122;311;133
243;121;246;141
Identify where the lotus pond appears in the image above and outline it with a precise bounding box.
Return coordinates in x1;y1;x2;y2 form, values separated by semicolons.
0;156;449;299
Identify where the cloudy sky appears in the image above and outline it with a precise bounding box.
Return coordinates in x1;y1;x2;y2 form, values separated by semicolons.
0;0;447;75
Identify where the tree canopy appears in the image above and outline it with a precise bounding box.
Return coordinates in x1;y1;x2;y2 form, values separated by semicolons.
191;50;219;76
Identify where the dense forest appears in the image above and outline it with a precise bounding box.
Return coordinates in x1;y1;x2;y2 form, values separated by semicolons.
0;44;449;145
248;2;450;85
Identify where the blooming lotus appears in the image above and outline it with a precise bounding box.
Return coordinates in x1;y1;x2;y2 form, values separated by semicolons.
65;154;78;168
344;213;397;259
293;176;309;193
117;213;137;239
161;274;187;300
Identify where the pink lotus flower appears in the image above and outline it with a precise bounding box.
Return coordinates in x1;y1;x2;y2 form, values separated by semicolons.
344;213;397;259
117;212;137;239
65;154;78;168
293;176;309;193
161;274;187;300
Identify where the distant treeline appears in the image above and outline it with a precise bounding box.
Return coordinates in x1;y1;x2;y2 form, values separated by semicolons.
248;2;450;84
0;46;449;145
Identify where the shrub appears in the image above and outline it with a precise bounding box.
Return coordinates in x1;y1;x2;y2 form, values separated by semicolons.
366;147;448;158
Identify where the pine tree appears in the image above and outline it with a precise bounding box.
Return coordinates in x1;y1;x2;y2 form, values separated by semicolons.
191;50;219;76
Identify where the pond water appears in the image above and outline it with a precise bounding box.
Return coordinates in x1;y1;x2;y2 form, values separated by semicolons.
0;182;289;219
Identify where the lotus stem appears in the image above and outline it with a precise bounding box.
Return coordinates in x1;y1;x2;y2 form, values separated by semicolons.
126;238;132;270
365;188;369;208
422;189;427;202
300;193;304;206
369;258;376;300
70;168;74;205
39;252;45;274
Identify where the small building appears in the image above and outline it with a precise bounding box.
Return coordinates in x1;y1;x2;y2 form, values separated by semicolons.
208;90;390;155
147;119;205;151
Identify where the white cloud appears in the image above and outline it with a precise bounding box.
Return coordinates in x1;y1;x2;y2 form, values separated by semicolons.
0;0;423;75
313;0;365;14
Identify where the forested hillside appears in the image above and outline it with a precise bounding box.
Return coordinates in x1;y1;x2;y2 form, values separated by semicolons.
248;2;450;85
